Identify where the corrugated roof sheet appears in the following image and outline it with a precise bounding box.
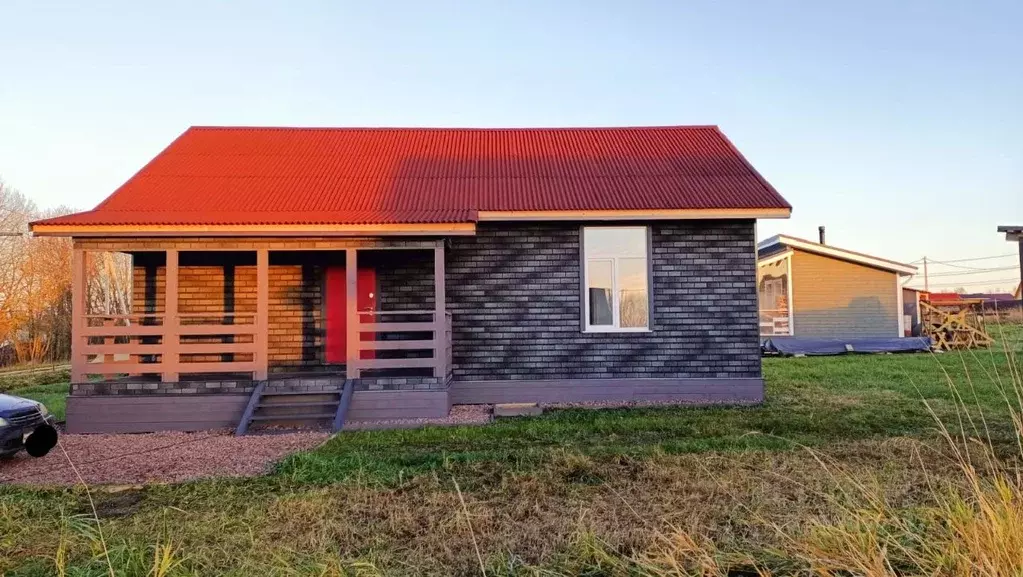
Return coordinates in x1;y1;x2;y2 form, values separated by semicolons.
35;125;790;227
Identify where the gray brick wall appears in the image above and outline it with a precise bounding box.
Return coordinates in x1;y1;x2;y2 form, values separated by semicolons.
373;250;435;311
445;221;761;380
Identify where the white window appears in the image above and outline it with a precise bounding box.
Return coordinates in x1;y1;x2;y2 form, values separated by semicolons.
582;227;650;332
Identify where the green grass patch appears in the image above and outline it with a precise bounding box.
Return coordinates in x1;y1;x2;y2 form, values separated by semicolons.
278;346;1022;484
6;383;68;421
0;367;69;421
0;367;70;393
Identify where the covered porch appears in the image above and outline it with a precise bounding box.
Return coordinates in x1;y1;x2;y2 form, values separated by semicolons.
66;237;453;432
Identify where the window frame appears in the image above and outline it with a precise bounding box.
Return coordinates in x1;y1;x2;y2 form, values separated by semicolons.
580;225;652;333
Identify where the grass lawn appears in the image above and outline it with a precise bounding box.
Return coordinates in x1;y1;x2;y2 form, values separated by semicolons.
0;368;69;421
0;326;1020;575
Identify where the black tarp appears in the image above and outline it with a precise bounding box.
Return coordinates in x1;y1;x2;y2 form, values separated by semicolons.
762;336;931;356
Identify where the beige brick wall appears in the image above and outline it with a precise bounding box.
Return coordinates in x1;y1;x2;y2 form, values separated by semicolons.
132;264;323;368
790;249;899;338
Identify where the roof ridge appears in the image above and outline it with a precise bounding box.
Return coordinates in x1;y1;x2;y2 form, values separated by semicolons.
186;124;722;132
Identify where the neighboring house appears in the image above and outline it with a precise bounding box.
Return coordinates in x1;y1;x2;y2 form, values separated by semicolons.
757;235;916;339
31;125;792;434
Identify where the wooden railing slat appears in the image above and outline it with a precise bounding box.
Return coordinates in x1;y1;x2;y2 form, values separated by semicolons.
359;339;436;351
358;322;435;332
349;357;437;370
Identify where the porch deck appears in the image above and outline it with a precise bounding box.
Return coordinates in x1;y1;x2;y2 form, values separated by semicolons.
66;238;455;433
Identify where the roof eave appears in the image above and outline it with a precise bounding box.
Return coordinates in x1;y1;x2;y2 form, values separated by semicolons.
30;222;478;238
477;207;791;221
760;234;917;275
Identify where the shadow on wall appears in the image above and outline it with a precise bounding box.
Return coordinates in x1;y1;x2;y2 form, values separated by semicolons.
793;296;899;338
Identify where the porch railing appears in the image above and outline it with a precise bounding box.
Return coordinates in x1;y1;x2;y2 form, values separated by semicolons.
78;312;260;380
348;309;452;379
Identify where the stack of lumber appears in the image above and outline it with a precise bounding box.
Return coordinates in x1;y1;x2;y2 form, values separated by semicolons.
919;300;994;350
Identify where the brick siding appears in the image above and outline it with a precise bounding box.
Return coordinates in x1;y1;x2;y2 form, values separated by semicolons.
442;221;761;380
118;223;760;381
131;258;324;369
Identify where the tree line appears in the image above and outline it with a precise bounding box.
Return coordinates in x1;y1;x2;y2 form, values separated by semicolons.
0;179;130;367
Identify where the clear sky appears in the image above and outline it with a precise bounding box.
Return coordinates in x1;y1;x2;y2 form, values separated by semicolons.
1;0;1020;291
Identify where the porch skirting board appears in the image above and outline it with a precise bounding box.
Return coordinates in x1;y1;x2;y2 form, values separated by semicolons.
449;377;764;405
67;389;452;433
66;394;249;434
347;389;451;421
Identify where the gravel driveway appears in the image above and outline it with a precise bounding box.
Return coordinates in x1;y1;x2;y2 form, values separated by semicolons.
0;430;327;486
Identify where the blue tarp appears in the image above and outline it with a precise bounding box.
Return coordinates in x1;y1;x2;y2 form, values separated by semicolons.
762;336;931;356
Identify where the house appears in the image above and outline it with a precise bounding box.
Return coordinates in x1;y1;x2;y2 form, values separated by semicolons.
757;233;917;339
31;125;791;433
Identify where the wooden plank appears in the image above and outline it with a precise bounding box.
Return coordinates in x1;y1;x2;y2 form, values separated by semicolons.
255;248;269;380
176;361;257;373
358;309;436;316
434;244;446;379
349;357;437;370
71;248;87;383
163;249;179;382
83;344;165;356
359;339;435;351
67;395;248;433
358;322;435;332
82;325;166;337
176;325;257;336
177;343;258;354
81;362;168;374
177;312;255;319
346;248;359;379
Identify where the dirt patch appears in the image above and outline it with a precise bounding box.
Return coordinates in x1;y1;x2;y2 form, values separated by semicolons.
343;403;493;430
92;489;146;518
0;430;327;486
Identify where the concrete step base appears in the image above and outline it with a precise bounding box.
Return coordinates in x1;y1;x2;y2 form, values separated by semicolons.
494;403;543;417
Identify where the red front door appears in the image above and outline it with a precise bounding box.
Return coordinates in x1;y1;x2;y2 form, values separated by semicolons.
325;266;377;364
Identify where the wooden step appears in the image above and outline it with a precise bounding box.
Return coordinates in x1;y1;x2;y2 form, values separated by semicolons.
250;412;335;421
257;400;339;409
259;390;342;396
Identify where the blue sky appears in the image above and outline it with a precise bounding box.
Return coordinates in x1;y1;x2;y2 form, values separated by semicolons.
1;0;1020;291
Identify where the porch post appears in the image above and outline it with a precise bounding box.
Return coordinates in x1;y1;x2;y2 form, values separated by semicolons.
255;249;269;381
345;248;359;379
433;243;446;379
70;247;87;383
162;249;179;382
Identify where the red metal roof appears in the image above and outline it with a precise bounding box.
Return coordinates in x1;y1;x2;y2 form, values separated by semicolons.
925;292;966;303
35;125;790;227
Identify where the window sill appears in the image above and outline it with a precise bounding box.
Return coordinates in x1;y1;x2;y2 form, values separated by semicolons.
583;328;652;334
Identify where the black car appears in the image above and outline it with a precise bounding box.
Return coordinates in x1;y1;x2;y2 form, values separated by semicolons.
0;393;58;458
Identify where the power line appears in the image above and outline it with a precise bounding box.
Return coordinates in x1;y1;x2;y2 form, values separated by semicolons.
911;277;1020;289
924;253;1018;264
927;259;1018;272
924;266;1019;278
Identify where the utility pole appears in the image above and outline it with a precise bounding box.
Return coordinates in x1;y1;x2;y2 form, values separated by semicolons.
997;226;1023;297
923;256;929;292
